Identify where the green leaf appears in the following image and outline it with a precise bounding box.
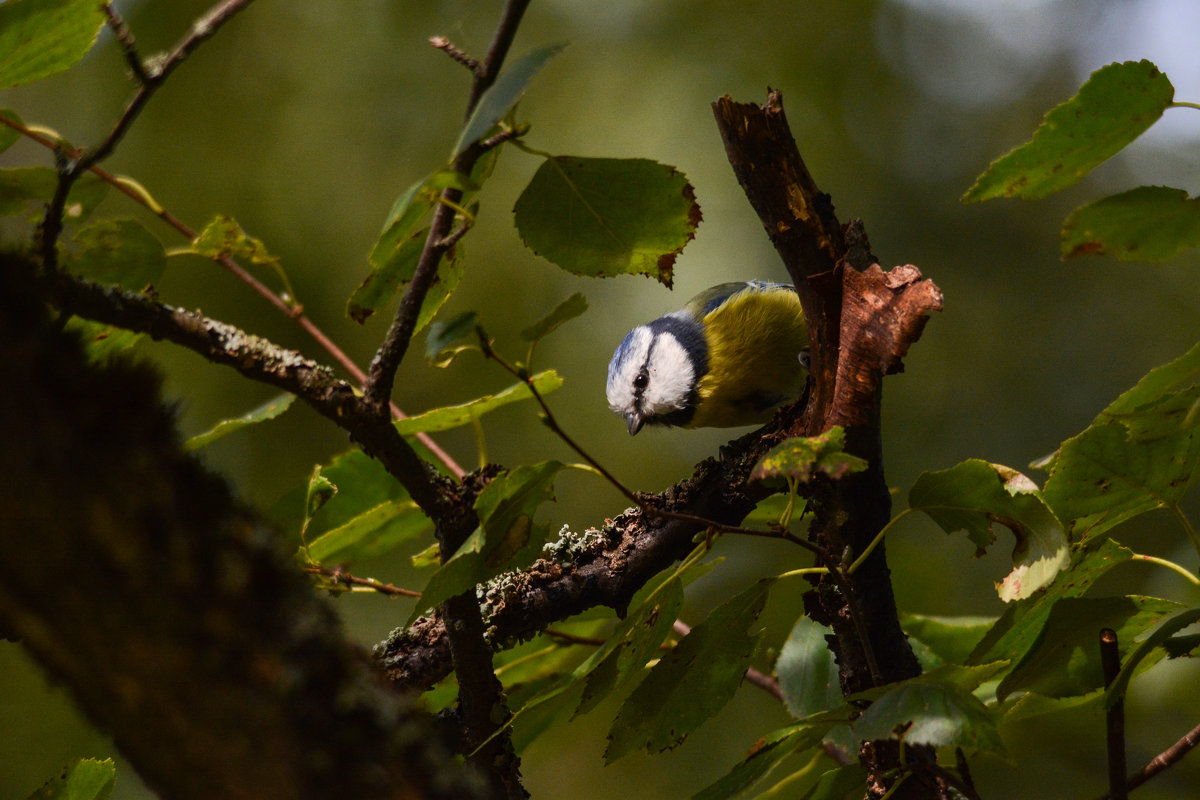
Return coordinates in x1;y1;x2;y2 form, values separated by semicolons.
183;393;295;451
308;498;429;563
775;616;841;719
0;167;108;220
576;576;685;716
474;460;564;568
751;428;867;484
796;764;869;800
454;42;567;155
996;595;1182;702
368;170;468;271
408;462;565;624
303;465;337;530
1105;607;1200;709
690;723;833;800
0;109;23;154
908;460;1070;601
25;757;116;800
59;219;166;360
968;538;1132;666
901;614;997;666
520;292;588;342
190;215;294;300
1062;186;1200;261
61;219;166;289
271;449;416;547
1043;342;1200;541
853;681;1005;756
514;156;701;286
963;60;1174;202
425;310;479;366
605;578;773;761
393;370;563;434
0;0;105;89
350;227;465;329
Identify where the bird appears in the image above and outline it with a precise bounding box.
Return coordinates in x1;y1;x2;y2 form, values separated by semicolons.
606;280;809;435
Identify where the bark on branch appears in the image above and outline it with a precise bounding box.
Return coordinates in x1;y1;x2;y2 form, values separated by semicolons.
0;253;491;800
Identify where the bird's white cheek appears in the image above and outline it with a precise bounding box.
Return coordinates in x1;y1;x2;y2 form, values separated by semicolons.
641;334;695;414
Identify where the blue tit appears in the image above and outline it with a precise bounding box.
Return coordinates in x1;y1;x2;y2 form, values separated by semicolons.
606;280;809;435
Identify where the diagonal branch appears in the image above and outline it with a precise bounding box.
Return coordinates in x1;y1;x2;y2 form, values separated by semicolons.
0;252;490;800
364;0;532;412
46;272;453;522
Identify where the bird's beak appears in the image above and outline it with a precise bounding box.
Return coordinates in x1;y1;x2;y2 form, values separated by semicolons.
626;413;645;436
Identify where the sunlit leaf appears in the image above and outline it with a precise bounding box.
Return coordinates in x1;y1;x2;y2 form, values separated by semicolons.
853;680;1005;756
1062;186;1200;261
963;60;1174;202
908;460;1069;601
454;42;567;155
514;156;701;286
520;292;588;342
0;0;105;89
968;538;1132;666
605;578;773;761
775;616;841;719
393;370;563;434
271;449;417;549
996;595;1181;702
308;498;429;564
190;215;293;300
183;394;295;451
751;428;867;485
25;757;115;800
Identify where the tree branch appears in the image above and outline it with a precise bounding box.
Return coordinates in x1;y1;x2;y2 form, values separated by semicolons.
365;0;532;412
0;252;492;800
46;271;455;522
1101;628;1127;800
712;92;943;799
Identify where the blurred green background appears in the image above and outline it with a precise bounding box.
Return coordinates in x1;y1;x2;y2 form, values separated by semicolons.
2;0;1199;797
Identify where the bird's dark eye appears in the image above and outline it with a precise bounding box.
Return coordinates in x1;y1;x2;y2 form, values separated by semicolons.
633;371;649;390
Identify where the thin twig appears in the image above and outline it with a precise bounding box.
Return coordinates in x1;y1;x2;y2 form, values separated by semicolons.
671;619;785;702
429;36;481;73
1093;719;1200;799
1100;628;1127;800
304;566;421;597
365;0;531;413
102;3;149;82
